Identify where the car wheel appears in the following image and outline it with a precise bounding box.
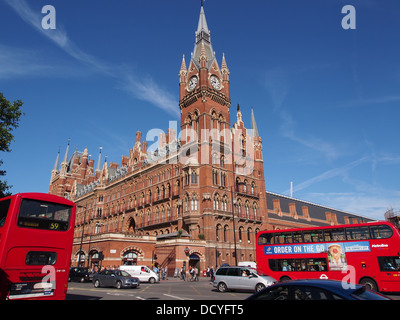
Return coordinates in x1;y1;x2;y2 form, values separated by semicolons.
255;283;265;292
217;282;228;292
116;281;123;289
94;279;101;288
149;277;155;284
80;277;85;283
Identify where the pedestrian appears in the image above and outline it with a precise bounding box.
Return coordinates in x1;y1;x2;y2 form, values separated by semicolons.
181;267;186;281
209;266;214;281
195;266;199;281
189;267;194;281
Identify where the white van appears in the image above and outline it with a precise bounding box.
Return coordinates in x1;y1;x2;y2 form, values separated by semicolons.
120;265;160;283
238;261;257;269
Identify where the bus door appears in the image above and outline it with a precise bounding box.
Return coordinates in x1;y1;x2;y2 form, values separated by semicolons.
377;256;400;292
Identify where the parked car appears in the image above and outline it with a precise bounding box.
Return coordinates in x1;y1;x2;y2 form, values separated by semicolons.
69;267;94;283
213;266;276;293
92;269;140;289
246;279;391;300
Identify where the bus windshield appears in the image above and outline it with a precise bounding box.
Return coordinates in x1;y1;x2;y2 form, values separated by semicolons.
17;199;72;231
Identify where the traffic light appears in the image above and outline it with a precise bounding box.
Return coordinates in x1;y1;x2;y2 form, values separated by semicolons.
153;254;158;260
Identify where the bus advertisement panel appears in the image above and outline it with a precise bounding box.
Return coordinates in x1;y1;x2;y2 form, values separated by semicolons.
0;193;76;300
257;222;400;292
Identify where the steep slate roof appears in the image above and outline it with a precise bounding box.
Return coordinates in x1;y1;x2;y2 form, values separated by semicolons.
266;191;375;227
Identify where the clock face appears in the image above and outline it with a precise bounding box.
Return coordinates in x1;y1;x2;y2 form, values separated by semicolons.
188;76;198;91
210;75;221;90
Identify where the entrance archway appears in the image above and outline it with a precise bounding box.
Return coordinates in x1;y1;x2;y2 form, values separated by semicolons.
89;250;100;270
122;250;138;265
189;253;200;270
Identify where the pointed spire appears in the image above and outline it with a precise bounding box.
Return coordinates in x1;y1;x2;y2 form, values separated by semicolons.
52;148;60;172
221;53;229;73
179;54;187;77
62;139;70;164
196;3;209;36
251;107;259;137
192;2;214;69
237;104;243;123
95;147;103;172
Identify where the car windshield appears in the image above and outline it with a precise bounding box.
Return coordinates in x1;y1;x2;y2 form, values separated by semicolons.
120;270;131;277
251;268;268;276
351;287;390;300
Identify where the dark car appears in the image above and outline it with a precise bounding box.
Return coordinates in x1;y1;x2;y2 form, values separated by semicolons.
246;279;391;300
69;267;94;283
93;269;140;289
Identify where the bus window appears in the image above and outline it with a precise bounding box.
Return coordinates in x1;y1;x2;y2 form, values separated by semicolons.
307;258;327;271
269;258;328;272
0;199;11;227
292;232;302;243
303;230;323;243
377;256;400;271
258;233;274;245
277;232;292;244
370;225;393;239
17;199;72;231
346;226;370;240
324;228;345;242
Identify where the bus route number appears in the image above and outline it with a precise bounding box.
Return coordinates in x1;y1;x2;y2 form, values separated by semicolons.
50;223;59;230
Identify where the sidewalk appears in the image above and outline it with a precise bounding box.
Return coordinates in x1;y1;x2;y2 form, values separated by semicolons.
159;276;212;283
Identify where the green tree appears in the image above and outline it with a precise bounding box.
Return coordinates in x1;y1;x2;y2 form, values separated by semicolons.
0;93;24;197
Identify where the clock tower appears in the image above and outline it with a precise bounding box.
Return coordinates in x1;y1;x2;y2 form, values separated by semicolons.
179;2;231;146
177;2;266;266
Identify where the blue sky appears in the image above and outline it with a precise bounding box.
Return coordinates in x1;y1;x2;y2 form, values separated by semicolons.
0;0;399;220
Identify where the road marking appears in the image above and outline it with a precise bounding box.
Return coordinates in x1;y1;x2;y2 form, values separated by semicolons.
163;294;193;300
190;285;201;296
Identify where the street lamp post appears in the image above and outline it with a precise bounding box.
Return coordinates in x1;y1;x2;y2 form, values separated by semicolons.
77;204;87;267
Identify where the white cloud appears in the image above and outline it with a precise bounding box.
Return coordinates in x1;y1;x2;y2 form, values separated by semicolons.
307;191;400;221
4;0;179;116
0;45;51;78
288;155;400;220
279;110;340;161
264;67;341;161
284;157;369;195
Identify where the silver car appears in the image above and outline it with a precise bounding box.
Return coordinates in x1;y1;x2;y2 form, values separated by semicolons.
213;266;276;293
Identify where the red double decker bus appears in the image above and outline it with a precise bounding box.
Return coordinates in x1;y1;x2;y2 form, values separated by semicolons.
257;221;400;292
0;193;76;300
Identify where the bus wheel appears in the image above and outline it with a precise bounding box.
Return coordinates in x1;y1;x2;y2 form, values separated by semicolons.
359;277;378;292
279;276;291;282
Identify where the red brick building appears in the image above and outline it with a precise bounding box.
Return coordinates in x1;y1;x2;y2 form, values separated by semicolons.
48;4;372;275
